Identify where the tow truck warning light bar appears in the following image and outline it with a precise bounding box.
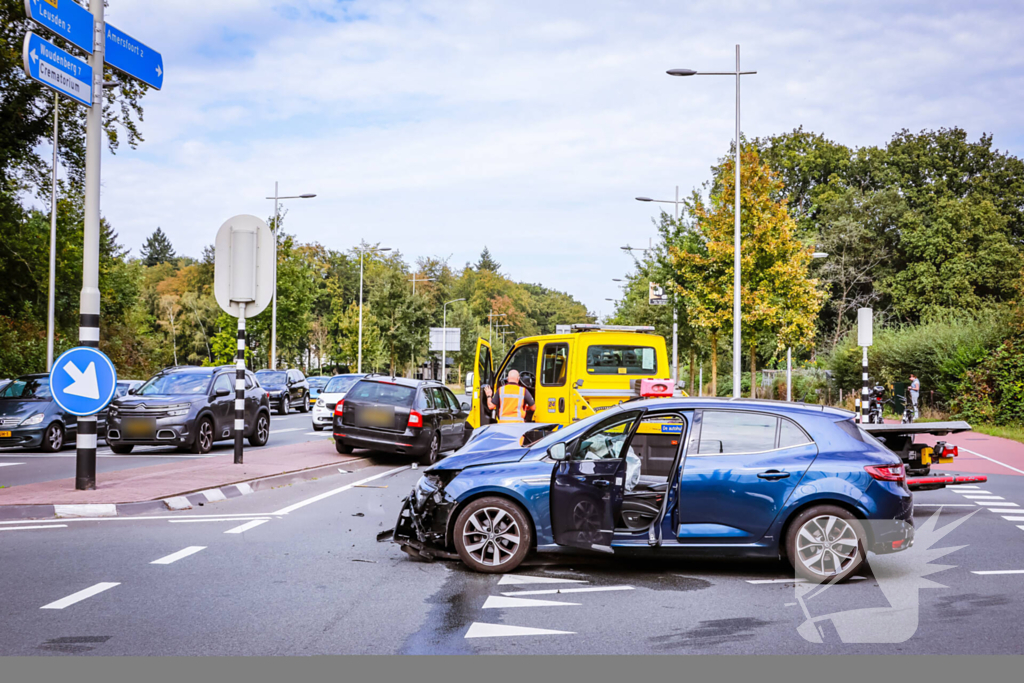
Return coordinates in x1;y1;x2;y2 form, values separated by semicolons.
555;324;656;334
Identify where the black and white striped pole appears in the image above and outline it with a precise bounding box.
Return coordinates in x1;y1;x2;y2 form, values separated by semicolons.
234;303;246;464
857;308;873;424
214;215;275;464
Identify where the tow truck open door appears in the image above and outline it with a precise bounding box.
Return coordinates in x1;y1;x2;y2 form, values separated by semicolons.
466;338;494;429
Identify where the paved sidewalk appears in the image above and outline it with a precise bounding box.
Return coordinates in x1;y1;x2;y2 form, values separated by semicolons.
0;440;358;506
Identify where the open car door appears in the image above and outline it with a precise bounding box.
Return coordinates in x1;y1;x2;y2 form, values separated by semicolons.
466;338;494;429
550;410;642;552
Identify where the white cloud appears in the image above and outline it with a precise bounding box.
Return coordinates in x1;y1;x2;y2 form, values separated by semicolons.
72;0;1024;316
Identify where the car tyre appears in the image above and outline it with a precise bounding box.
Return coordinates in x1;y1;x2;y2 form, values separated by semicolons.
191;417;214;454
786;504;866;583
249;412;270;447
278;397;290;415
335;440;353;455
419;433;441;466
39;423;64;453
299;393;309;413
454;496;532;573
109;444;134;455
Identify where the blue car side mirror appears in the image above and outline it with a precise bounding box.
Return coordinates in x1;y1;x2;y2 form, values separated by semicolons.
548;443;567;461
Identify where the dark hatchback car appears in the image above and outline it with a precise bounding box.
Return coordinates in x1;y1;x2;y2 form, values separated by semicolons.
106;366;271;454
0;374;101;452
255;369;309;415
333;377;471;465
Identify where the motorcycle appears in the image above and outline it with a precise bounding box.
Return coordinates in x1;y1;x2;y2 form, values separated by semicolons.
866;384;887;424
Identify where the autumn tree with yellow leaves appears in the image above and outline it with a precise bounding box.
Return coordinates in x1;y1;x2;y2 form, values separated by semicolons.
669;146;824;396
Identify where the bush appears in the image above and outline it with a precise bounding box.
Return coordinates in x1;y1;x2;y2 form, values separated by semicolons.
950;330;1024;425
824;309;1011;408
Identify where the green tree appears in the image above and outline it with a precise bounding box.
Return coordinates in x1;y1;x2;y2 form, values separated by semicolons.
140;227;177;266
475;247;501;273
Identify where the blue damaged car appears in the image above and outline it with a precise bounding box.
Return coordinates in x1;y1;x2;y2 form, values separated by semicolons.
391;398;914;582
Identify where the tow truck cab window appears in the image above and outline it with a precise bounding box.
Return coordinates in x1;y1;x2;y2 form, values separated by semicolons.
541;343;569;387
586;344;657;375
501;343;539;390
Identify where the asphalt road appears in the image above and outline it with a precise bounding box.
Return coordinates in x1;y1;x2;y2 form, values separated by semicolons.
0;411;328;488
1;451;1022;654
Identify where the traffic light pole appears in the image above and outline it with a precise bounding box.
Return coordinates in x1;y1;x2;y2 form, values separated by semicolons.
76;0;105;491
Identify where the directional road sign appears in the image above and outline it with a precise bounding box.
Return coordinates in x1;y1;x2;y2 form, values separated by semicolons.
105;23;163;90
23;0;95;54
50;346;118;416
22;32;92;107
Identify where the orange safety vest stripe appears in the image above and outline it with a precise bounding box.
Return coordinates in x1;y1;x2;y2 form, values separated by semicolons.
497;384;526;422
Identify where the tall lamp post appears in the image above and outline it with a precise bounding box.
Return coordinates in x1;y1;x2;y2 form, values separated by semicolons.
668;45;756;398
487;312;506;343
442;298;466;386
267;182;316;368
356;245;391;373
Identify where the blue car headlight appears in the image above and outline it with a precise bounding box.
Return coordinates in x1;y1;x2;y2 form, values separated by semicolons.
414;474;441;508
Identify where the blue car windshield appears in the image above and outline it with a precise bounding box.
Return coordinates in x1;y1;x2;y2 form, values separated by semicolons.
138;373;212;396
1;377;51;400
530;407;624;451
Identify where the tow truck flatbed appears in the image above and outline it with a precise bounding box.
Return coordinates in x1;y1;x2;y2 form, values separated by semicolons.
861;421;983;490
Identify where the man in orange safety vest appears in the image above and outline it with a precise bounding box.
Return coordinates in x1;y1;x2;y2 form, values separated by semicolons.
485;369;535;423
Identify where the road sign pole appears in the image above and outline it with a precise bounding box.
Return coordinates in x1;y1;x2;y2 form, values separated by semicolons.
76;0;105;491
235;303;246;465
46;92;58;372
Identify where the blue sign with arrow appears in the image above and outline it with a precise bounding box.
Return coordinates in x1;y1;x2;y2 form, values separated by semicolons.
23;0;95;54
50;347;118;416
22;32;93;107
105;23;163;90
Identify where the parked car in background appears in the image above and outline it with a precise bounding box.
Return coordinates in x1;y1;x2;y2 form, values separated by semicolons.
392;398;914;579
311;374;363;431
106;366;271;454
115;380;144;398
306;376;329;411
255;369;309;415
334;376;471;465
0;374;102;452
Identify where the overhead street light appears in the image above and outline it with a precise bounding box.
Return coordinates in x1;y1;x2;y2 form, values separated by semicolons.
355;245;391;373
635;186;682;220
267;182;316;368
667;45;756;398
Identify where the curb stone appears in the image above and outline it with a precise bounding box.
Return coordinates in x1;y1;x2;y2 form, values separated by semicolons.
0;456;373;522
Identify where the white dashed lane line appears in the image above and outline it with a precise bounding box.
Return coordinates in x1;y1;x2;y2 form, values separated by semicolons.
972;570;1024;575
223;519;269;534
0;462;24;467
0;524;67;532
151;546;206;565
500;586;635;596
41;582;119;610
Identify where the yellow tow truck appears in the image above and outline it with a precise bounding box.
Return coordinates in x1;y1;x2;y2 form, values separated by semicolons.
465;324;684;429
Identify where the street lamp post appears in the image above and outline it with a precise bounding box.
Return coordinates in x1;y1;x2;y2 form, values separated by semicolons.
410;274;436;294
668;45;756;398
442;298;466;386
487;312;506;343
267;182;316;369
356;245;391;373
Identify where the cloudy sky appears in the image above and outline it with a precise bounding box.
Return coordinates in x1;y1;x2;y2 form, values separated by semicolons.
62;0;1024;316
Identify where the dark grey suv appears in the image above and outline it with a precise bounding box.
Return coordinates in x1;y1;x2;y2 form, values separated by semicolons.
106;366;271;454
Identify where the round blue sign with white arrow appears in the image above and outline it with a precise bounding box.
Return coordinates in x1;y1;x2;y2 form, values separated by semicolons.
50;346;118;416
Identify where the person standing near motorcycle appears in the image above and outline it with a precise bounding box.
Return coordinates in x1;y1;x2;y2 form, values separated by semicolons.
909;374;921;420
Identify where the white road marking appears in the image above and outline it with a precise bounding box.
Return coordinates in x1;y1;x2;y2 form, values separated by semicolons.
961;495;1004;500
972;570;1024;575
746;577;866;584
0;453;212;459
168;518;267;524
272;466;409;515
0;513;281;526
0;462;24;467
224;519;269;534
978;501;1019;506
151;546;206;565
955;485;981;489
482;595;579;608
914;503;977;507
959;447;1024;475
55;504;116;518
0;524;68;532
497;574;588;586
501;586;636;596
1001;516;1024;521
465;623;574;638
957;489;990;494
271;428;304;434
1019;525;1024;532
41;582;119;609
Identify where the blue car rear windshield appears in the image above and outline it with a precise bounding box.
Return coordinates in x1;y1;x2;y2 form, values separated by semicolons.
138;373;212;396
1;377;51;400
348;381;416;407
